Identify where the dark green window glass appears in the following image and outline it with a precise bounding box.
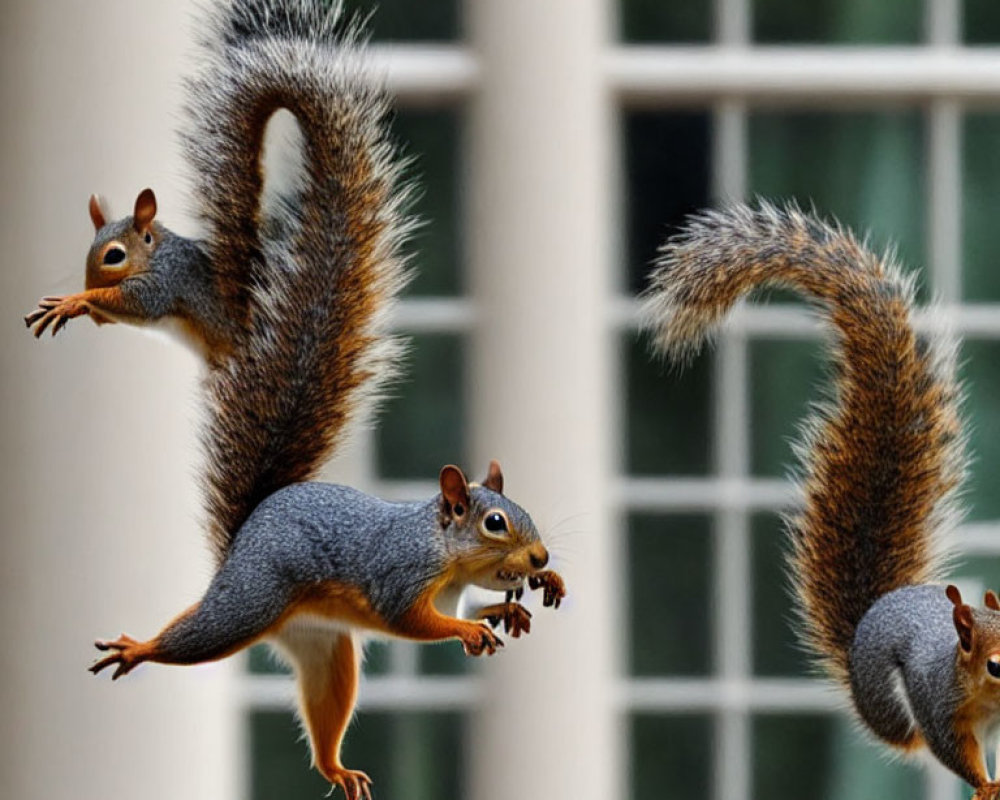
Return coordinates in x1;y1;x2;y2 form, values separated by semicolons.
748;111;927;298
632;714;712;800
965;0;1000;43
628;514;712;676
752;715;922;799
625;331;713;476
376;333;466;479
749;338;824;478
961;342;1000;521
619;0;710;43
624;111;711;294
751;513;811;677
953;556;1000;597
419;639;470;675
753;0;920;43
393;109;463;297
962;113;1000;301
341;0;460;41
251;711;464;800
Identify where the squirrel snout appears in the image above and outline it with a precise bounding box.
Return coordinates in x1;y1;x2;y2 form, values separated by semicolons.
529;546;549;570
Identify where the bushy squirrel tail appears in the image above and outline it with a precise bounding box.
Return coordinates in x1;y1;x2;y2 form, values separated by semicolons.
642;202;966;684
189;0;415;561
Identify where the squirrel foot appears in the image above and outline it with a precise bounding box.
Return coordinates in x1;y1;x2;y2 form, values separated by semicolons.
320;765;373;800
974;783;1000;800
25;295;88;337
528;570;566;608
90;634;149;680
481;602;532;637
460;623;504;657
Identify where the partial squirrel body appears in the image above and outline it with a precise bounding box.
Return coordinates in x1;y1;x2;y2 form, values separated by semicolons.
644;202;1000;799
25;1;567;797
141;474;555;667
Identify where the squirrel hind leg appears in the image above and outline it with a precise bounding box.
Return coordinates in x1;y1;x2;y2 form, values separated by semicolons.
848;655;923;751
273;627;372;799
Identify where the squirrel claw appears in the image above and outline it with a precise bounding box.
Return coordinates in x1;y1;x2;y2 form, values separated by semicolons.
462;624;503;657
974;784;1000;800
322;766;372;800
25;295;87;338
481;602;532;637
528;570;566;609
90;634;144;680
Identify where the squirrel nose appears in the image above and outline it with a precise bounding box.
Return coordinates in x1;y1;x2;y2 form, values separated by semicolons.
530;547;549;570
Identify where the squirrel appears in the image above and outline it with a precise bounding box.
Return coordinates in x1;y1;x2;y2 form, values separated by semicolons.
29;1;566;798
641;202;1000;799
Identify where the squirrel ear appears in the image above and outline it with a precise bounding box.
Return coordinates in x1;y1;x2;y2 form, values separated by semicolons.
947;585;975;653
89;194;107;231
439;465;471;516
133;188;157;233
481;460;504;494
986;590;1000;612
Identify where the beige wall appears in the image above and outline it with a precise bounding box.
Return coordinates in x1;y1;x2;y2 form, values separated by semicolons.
0;2;238;798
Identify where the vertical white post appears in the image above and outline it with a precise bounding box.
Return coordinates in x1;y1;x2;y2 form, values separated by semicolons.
0;2;237;799
466;1;620;799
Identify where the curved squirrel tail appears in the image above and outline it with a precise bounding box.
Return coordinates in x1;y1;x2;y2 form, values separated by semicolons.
642;202;966;684
190;0;414;561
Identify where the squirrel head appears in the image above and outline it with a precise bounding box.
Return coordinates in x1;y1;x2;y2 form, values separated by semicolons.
947;584;1000;705
437;460;549;592
85;189;164;305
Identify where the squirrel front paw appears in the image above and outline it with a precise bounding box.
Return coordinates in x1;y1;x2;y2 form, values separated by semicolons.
89;634;148;680
528;570;566;608
481;602;532;637
460;623;504;657
24;295;89;337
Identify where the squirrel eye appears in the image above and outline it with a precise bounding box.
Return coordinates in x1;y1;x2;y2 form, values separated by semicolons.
482;511;508;535
103;246;127;266
144;232;153;245
988;656;1000;678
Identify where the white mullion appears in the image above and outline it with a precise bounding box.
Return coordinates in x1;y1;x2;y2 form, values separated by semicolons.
714;0;750;47
613;300;1000;338
609;48;1000;104
928;100;963;304
926;0;960;46
710;63;752;800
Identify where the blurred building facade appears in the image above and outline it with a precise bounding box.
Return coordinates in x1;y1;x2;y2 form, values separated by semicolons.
5;1;1000;799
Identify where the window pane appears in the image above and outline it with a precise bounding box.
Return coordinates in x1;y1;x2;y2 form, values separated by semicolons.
619;0;710;43
625;332;713;476
961;341;1000;520
628;514;712;676
251;711;465;800
624;111;711;294
632;714;712;800
376;334;466;479
342;0;460;41
962;113;1000;300
393;108;463;297
749;338;824;478
419;640;470;675
751;513;811;677
752;714;923;799
748;111;927;298
965;0;1000;44
754;0;920;43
